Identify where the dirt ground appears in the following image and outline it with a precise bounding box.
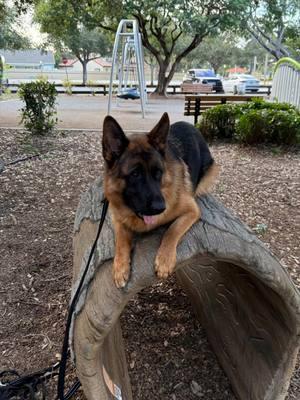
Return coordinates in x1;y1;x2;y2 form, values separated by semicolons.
0;128;299;400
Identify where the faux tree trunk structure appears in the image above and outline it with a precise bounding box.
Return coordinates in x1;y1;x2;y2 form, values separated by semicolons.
72;178;300;400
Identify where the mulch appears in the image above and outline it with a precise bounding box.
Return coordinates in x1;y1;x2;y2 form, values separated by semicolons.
0;128;299;399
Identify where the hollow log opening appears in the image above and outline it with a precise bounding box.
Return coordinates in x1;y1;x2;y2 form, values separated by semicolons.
72;178;300;400
177;259;299;400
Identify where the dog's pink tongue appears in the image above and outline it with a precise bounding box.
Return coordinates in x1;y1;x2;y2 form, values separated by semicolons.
143;215;156;225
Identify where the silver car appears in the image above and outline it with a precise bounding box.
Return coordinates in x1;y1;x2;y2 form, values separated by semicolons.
222;74;260;93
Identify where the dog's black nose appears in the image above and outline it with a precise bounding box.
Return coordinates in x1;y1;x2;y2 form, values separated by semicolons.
148;199;166;215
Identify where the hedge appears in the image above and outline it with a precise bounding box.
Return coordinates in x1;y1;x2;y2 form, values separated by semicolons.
197;99;300;145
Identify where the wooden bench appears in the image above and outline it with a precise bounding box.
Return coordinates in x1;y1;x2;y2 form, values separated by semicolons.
185;94;266;124
181;82;213;94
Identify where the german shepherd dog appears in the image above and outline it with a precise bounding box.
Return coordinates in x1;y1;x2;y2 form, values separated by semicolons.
102;113;219;288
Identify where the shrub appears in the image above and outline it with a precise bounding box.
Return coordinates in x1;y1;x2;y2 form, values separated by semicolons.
236;109;300;145
237;98;298;113
235;110;269;144
196;104;239;140
19;80;58;136
197;99;300;145
87;79;96;96
63;79;73;95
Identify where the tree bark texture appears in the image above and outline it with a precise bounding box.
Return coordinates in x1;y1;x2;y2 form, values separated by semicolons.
72;178;300;400
82;61;88;86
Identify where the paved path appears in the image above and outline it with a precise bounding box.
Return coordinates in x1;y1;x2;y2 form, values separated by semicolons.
0;95;193;131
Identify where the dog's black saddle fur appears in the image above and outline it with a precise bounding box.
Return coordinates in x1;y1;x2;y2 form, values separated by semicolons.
168;122;214;191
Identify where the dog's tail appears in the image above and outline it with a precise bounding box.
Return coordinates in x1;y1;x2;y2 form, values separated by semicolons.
196;161;220;196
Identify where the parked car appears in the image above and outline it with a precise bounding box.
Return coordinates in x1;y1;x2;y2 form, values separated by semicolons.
183;69;224;93
222;74;260;93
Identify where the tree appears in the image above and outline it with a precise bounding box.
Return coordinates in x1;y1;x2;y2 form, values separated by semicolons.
0;4;31;91
246;0;300;60
35;0;111;85
0;6;31;49
144;50;158;86
0;0;36;22
181;34;238;74
71;0;253;95
284;26;300;60
123;0;253;95
225;39;269;73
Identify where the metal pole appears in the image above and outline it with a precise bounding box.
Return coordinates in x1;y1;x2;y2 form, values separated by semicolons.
108;21;123;114
133;20;145;118
108;19;146;117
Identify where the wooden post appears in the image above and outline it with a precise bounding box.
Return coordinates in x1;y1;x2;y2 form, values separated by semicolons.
194;97;200;124
72;178;300;400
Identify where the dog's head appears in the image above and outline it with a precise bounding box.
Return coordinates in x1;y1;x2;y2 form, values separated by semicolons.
102;113;170;224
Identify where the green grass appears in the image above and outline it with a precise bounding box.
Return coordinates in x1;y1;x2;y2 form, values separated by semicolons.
0;91;18;101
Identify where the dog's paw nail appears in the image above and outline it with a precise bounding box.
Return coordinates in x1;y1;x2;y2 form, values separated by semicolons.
155;250;176;280
156;269;169;279
155;260;173;280
113;268;129;289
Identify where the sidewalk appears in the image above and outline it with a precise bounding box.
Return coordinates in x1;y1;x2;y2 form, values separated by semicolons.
0;94;193;131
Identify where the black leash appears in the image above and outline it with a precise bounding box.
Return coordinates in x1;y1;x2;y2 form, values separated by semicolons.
0;199;109;400
57;198;109;399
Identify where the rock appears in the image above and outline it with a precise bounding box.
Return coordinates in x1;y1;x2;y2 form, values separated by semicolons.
190;380;203;397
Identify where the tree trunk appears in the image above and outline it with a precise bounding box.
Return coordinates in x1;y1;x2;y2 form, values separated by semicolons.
153;61;169;96
72;177;300;400
211;63;219;74
82;60;88;86
150;64;155;86
153;59;179;96
0;56;4;95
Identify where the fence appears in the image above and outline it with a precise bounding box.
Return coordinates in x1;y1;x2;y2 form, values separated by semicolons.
271;57;300;109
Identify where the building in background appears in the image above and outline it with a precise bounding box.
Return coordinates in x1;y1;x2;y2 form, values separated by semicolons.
58;57;112;73
0;49;55;71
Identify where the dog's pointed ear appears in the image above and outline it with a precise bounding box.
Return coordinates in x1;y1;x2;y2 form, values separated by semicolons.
147;112;170;154
102;116;129;168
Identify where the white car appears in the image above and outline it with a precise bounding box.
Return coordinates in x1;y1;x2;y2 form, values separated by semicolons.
222;74;260;93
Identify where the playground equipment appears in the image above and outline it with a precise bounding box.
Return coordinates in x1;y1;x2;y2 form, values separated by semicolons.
271;57;300;109
72;178;300;400
108;20;147;118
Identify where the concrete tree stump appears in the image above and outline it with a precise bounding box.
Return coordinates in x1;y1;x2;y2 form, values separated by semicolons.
72;178;300;400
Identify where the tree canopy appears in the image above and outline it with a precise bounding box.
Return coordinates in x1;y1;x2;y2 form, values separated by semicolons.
46;0;253;94
0;5;31;49
246;0;300;60
35;0;111;84
90;0;256;94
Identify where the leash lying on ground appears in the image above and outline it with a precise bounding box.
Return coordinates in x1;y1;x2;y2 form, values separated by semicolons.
0;199;109;400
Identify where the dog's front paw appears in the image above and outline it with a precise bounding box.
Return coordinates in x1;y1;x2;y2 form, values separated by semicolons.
155;248;176;279
113;261;130;288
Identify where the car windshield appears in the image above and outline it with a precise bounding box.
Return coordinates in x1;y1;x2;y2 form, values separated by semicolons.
193;70;216;77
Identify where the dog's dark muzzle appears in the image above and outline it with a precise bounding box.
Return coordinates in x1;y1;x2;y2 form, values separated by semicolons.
136;198;166;219
147;199;166;215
